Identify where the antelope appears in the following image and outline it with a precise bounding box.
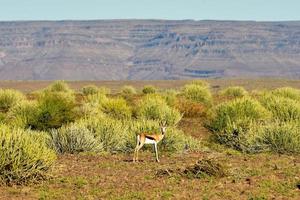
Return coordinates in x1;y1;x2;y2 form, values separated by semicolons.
133;122;167;162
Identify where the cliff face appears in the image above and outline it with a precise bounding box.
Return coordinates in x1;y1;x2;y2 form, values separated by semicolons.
0;20;300;80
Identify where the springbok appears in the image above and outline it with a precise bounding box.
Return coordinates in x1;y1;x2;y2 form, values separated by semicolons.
133;122;167;162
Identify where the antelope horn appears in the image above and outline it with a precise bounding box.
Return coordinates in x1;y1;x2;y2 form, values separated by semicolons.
174;113;184;126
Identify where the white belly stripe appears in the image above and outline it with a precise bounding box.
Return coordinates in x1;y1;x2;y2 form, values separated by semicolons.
145;138;157;144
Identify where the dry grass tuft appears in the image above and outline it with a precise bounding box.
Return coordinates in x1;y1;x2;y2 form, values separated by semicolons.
156;158;226;179
182;159;227;178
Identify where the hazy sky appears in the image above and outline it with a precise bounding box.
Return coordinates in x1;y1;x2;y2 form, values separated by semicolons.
0;0;299;21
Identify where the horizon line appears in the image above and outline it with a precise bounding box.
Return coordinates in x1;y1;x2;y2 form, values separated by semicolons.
1;18;300;23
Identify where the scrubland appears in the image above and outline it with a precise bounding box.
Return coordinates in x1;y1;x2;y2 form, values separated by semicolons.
0;79;299;200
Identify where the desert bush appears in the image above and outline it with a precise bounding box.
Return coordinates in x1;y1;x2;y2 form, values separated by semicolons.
5;100;37;128
82;85;99;96
190;80;209;88
259;94;300;122
220;86;248;98
142;85;156;94
46;80;73;93
84;92;108;105
49;123;103;154
136;94;182;125
162;89;178;107
160;127;201;153
81;95;131;120
78;116;128;153
247;121;300;154
182;84;212;106
0;125;56;185
209;97;271;150
79;93;108;117
0;89;25;113
121;85;137;95
176;98;207;117
31;91;76;130
271;87;300;101
98;87;110;95
101;98;132;119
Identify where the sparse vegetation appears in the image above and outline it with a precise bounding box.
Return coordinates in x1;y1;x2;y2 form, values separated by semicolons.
0;80;299;200
220;86;248;98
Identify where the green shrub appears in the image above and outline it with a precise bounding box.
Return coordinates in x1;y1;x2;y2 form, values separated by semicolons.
0;125;56;185
271;87;300;101
136;94;182;126
247;121;300;154
32;91;76;130
46;80;73;93
220;86;248;98
78;116;128;153
190;80;209;88
80;93;108;117
142;85;156;94
5;100;37;128
82;85;99;96
98;87;110;95
210;97;271;150
259;94;300;122
0;89;25;113
101;98;132;119
161;128;201;153
182;84;212;106
121;85;137;95
162;89;178;107
49;123;103;154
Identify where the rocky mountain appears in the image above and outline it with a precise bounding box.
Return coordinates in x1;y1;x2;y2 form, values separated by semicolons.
0;20;300;80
